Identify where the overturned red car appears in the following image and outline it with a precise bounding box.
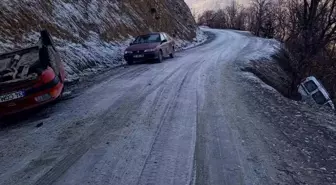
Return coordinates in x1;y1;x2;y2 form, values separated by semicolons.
0;30;66;116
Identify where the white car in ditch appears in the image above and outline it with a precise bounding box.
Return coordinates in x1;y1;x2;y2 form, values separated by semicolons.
298;76;335;110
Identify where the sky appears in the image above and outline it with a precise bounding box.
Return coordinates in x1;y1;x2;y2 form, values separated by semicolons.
185;0;249;16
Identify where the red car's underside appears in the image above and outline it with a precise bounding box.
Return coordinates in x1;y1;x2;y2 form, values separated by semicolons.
0;31;65;116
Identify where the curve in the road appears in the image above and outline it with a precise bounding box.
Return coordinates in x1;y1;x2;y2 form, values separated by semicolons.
0;29;282;185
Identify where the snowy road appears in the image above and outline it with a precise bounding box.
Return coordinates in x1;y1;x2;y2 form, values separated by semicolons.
0;29;315;185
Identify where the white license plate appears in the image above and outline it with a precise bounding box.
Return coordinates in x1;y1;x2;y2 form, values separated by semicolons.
134;54;144;58
0;91;25;103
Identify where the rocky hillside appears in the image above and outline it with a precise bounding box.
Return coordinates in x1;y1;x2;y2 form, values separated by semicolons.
0;0;198;81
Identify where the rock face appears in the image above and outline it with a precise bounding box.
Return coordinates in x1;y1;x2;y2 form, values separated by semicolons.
0;0;197;80
0;0;196;48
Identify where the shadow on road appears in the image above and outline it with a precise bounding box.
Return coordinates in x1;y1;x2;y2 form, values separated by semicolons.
0;105;51;129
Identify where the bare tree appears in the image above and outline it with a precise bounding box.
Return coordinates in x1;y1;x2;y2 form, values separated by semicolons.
198;10;216;26
250;0;271;36
226;1;238;28
197;1;247;30
287;0;336;60
213;9;228;28
271;0;289;41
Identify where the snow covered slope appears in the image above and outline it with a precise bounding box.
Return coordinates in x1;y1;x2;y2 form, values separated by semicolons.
0;0;197;81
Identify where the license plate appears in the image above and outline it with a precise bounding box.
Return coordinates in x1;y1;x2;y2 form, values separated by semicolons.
0;91;25;103
134;54;144;58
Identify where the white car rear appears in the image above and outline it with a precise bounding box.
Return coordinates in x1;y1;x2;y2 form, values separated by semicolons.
298;76;335;110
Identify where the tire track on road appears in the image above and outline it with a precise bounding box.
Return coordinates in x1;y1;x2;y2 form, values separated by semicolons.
137;59;205;185
31;57;206;185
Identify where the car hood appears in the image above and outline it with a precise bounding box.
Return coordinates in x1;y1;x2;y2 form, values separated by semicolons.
126;42;160;51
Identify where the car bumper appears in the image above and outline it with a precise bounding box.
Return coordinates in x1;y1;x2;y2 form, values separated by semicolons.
124;51;159;62
0;78;64;117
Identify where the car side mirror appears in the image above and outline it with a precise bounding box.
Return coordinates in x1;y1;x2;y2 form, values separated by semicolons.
130;42;134;46
161;39;167;44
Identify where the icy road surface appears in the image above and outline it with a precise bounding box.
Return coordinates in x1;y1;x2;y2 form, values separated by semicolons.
1;29;333;185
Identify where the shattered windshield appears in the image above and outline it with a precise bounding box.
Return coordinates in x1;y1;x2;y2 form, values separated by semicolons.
133;34;161;44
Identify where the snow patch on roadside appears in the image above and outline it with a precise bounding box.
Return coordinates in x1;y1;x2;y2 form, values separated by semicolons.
55;32;134;82
0;32;41;51
238;34;293;100
0;40;15;50
59;29;207;82
0;29;207;83
175;29;208;51
243;38;281;61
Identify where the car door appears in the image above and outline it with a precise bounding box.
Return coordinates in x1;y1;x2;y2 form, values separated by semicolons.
164;33;174;54
160;33;169;56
